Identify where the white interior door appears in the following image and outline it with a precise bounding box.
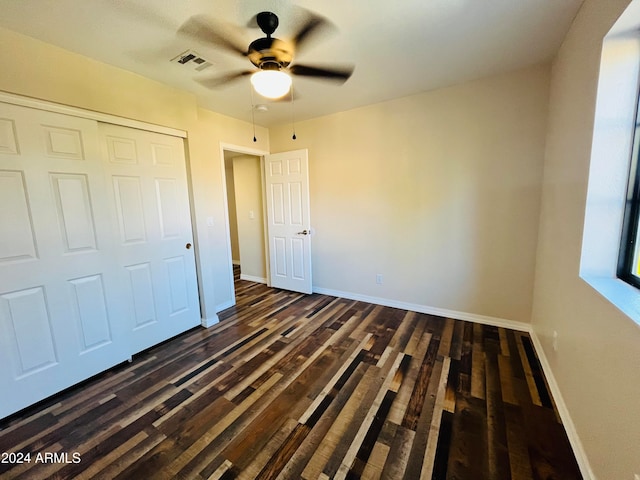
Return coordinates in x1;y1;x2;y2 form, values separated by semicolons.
264;149;312;294
0;103;130;418
99;123;200;354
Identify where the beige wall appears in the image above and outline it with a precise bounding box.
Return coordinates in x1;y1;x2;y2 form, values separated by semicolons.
0;27;270;322
232;155;267;280
270;64;550;324
169;109;269;314
224;159;240;264
0;29;197;129
531;0;640;478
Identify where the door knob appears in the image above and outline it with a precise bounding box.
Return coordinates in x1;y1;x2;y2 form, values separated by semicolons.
296;229;309;235
186;243;192;249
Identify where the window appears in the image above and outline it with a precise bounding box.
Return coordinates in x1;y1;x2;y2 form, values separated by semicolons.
618;90;640;288
579;0;640;325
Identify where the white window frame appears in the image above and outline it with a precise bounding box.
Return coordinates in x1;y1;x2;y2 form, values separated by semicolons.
580;0;640;325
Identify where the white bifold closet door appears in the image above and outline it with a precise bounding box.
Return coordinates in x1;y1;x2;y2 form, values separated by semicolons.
99;122;200;354
0;103;199;419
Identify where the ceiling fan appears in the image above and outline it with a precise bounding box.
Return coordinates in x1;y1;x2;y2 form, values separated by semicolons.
178;10;354;99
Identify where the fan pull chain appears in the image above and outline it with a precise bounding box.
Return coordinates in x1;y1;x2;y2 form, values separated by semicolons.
291;83;297;140
250;85;257;142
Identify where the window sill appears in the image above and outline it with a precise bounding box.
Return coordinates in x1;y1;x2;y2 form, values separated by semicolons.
581;275;640;325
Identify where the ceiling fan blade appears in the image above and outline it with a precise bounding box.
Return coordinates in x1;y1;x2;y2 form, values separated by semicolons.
289;64;354;83
197;70;253;89
178;15;247;57
291;11;332;53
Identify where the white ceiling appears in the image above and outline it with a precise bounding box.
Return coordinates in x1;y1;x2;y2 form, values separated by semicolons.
0;0;583;127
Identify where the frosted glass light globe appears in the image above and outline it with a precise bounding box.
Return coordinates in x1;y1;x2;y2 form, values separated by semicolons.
251;70;292;99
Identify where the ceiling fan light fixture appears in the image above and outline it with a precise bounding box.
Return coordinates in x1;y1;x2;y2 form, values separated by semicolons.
251;70;292;99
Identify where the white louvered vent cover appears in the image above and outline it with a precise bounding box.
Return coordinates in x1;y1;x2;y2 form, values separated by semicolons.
170;50;212;71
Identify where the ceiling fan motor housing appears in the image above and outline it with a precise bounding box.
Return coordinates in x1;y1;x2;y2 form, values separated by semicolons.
248;12;292;70
247;37;292;69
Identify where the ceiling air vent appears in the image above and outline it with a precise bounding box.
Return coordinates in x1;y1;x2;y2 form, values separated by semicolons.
170;50;212;72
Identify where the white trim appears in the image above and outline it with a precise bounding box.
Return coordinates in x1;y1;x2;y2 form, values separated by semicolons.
219;142;270;158
0;91;187;138
240;274;267;284
200;314;220;328
311;287;529;332
260;155;271;288
528;330;596;480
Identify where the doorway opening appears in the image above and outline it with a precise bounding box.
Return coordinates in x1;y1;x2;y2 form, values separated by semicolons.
221;145;313;305
221;145;270;304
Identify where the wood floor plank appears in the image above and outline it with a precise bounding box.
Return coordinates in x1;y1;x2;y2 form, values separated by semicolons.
402;357;444;479
515;332;543;406
420;355;451;479
238;417;300;480
361;440;390;479
0;268;583;480
436;318;455;358
497;352;518;407
401;334;440;431
299;334;373;425
166;373;283;479
504;404;534;480
446;395;490;479
449;319;465;361
301;365;379;479
471;322;486;399
457;321;474;395
276;363;369;480
499;327;511;357
386;328;431;426
379;425;415;480
485;350;511;480
334;353;405;479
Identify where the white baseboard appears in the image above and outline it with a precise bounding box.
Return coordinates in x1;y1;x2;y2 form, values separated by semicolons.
311;287;530;332
240;274;267;284
200;314;220;328
528;330;595;480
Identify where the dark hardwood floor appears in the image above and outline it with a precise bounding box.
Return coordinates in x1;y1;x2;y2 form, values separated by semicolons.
0;268;581;479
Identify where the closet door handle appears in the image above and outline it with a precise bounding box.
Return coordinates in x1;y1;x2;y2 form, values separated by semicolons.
296;230;309;235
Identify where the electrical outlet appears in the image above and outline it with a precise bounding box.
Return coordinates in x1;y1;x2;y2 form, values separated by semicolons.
552;330;558;352
376;274;383;285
